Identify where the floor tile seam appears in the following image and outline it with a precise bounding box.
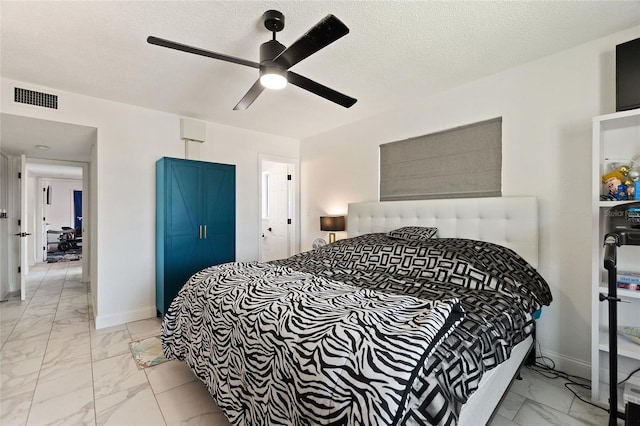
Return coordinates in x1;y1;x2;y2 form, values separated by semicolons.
82;263;158;425
27;267;48;290
90;342;167;425
526;368;594;415
567;391;609;424
0;388;37;426
520;396;591;424
0;272;55;351
510;397;548;426
89;315;99;426
509;398;528;426
42;264;66;282
509;386;574;417
523;366;578;387
0;353;43;403
3;264;75;424
90;331;134;364
144;361;199;396
18;274;46;312
124;316;167;424
149;375;170;425
0;319;19;352
23;266;59;426
74;260;98;426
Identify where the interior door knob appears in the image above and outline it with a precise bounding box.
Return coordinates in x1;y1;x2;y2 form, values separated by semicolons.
267;227;272;232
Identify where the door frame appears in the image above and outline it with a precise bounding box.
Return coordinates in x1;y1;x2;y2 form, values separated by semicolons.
258;154;299;261
18;157;90;298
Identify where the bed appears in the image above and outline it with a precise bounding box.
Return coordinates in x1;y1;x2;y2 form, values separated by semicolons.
162;196;552;425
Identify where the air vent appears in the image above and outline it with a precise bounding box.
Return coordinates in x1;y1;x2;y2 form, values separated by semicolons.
14;87;58;109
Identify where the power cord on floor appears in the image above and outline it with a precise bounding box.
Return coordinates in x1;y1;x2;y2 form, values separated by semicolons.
618;366;640;387
527;340;640;414
527;360;606;412
525;340;608;412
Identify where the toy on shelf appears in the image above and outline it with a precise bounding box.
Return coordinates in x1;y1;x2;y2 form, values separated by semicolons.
601;157;640;201
602;170;629;200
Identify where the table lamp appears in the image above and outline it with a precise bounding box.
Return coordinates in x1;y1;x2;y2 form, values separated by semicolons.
320;215;345;243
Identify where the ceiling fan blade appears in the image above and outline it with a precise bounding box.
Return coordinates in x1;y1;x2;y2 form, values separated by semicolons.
273;15;349;69
233;80;265;110
147;36;260;69
287;72;356;108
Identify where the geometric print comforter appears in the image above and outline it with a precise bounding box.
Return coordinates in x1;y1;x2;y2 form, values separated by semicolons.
162;232;552;425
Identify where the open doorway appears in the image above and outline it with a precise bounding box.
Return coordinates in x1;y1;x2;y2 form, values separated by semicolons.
33;163;85;264
0;114;94;301
258;155;299;262
17;158;89;300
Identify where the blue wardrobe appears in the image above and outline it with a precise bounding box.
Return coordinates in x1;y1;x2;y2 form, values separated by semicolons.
156;157;236;315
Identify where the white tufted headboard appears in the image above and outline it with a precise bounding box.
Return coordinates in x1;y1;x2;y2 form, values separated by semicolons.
347;197;539;268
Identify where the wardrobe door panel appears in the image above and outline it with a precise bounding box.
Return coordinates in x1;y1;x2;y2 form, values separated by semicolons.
163;160;202;313
201;163;236;270
167;161;202;236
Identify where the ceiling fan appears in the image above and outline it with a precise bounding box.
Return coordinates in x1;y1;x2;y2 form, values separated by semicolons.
147;10;357;110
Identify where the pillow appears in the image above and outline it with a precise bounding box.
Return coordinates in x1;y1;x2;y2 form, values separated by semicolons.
421;239;552;309
387;226;438;241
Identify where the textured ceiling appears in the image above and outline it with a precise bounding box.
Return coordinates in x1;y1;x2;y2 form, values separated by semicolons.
1;0;639;152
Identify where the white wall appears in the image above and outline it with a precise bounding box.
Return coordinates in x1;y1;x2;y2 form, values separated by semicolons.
1;78;299;328
42;178;83;232
300;26;640;377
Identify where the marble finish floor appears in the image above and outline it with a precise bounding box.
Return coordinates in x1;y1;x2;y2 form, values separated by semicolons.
0;262;613;425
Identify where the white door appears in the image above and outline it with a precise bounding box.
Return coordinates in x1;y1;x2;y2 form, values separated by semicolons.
260;161;290;261
19;155;28;300
41;212;47;262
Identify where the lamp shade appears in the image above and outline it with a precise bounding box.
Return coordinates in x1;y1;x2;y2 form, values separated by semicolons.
320;216;345;232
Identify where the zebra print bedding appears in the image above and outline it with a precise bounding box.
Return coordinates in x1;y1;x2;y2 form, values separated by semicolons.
162;233;551;425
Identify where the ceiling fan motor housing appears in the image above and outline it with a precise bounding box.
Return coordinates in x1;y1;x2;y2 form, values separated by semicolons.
259;39;287;85
260;40;286;63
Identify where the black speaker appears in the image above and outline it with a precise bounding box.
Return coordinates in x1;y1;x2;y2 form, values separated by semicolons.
616;37;640;112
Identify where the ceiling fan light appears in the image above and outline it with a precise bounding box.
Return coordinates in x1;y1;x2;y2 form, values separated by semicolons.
260;68;287;90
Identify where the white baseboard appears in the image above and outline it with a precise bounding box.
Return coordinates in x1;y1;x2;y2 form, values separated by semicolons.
94;306;157;330
536;346;591;380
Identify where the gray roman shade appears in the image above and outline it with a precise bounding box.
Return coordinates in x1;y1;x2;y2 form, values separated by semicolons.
379;117;502;201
